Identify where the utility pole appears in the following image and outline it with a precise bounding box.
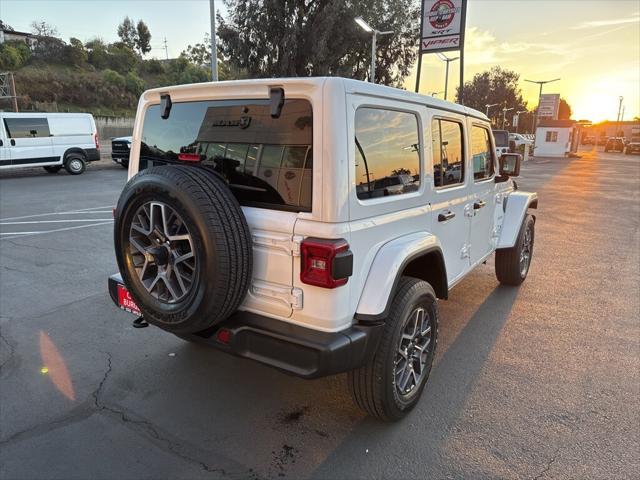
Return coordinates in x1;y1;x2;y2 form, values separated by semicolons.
616;96;623;137
525;78;560;145
355;17;393;83
163;37;169;60
436;53;459;101
210;0;218;81
514;110;527;133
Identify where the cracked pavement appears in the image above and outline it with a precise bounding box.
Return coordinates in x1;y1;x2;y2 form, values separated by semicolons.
1;151;639;479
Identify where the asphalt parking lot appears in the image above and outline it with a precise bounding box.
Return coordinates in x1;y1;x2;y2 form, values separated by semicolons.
1;149;638;479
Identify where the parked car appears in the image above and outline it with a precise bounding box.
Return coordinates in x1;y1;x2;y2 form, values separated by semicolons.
509;132;533;149
493;129;510;158
581;135;596;145
111;136;132;168
604;137;625;153
108;78;538;421
625;139;640;155
597;137;607;146
0;112;99;174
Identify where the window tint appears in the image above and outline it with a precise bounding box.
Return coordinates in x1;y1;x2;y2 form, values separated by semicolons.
140;99;313;212
431;119;464;187
355;108;420;200
471;126;495;180
3;117;50;138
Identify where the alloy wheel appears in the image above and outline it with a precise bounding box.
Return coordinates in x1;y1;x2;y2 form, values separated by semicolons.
394;307;433;396
128;201;196;303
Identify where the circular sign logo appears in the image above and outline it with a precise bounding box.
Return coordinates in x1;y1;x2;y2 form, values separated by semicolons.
429;0;456;29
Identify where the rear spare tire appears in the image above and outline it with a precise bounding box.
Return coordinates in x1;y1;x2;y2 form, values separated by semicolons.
114;165;252;334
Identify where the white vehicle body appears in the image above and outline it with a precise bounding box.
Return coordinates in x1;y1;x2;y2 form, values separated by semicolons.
0;112;100;171
510;133;533;149
125;78;537;333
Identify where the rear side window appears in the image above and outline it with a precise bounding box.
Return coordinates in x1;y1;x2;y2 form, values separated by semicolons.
355;108;420;200
431;119;464;188
3;117;50;138
471;126;495;181
140;99;313;212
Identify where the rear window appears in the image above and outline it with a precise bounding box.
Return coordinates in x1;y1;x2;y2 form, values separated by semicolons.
140;99;313;212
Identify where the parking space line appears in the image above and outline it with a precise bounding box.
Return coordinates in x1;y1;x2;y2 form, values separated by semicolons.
0;205;114;222
1;219;114;225
0;221;114;239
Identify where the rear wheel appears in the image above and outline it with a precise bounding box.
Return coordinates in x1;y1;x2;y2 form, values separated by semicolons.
65;154;86;175
43;165;62;174
114;165;252;334
348;277;438;421
495;214;535;285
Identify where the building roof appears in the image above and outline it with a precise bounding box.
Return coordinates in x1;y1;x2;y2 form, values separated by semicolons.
537;119;575;128
1;29;33;37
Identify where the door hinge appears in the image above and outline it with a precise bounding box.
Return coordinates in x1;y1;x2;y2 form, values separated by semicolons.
460;244;471;259
252;233;303;256
251;281;304;310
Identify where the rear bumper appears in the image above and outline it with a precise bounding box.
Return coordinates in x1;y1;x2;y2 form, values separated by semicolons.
108;274;383;379
85;148;100;162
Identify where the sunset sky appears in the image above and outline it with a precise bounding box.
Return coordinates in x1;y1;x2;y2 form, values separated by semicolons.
2;0;639;122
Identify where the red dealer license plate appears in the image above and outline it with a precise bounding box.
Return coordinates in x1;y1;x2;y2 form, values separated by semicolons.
117;284;141;316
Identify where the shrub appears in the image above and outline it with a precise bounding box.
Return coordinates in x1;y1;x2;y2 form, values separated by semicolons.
124;71;145;95
103;69;125;88
0;41;31;70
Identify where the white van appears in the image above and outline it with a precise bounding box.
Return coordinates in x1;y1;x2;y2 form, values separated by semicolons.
0;112;100;175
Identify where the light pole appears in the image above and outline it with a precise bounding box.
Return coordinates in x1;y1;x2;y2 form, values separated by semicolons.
515;110;527;133
525;78;560;138
436;53;459;101
355;17;393;83
209;0;218;81
616;96;624;137
502;107;514;129
485;103;499;125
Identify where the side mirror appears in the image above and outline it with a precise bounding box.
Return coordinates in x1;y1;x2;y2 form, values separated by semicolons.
497;153;521;182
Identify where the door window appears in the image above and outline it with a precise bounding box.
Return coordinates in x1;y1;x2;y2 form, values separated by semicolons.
355;108;420;200
431;119;464;187
471;126;495;181
3;117;51;138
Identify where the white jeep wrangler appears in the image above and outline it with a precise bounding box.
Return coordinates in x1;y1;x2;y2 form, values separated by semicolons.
109;78;537;421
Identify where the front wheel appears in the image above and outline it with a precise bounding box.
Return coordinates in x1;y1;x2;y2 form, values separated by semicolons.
348;277;438;421
495;214;535;285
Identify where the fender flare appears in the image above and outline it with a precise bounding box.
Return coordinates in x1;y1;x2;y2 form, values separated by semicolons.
355;232;447;323
497;191;538;249
62;147;87;163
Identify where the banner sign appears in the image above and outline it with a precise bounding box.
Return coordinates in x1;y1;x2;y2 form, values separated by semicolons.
538;94;561;119
420;0;466;53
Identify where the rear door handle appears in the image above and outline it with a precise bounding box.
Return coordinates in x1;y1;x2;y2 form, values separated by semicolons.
473;200;486;210
438;211;456;222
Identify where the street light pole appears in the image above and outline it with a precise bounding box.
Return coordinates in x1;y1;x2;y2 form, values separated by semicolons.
355;17;393;83
525;78;560;138
436;53;459;101
209;0;218;81
502;107;514;129
515;110;527;133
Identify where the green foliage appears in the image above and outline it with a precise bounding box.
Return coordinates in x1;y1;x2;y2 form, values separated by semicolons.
456;66;529;126
558;98;572;120
140;58;164;74
106;43;138;74
85;39;109;69
135;20;152;55
217;0;418;86
125;71;144;95
0;41;31;70
117;17;137;49
31;36;66;63
103;69;125;88
64;37;88;66
183;33;212;66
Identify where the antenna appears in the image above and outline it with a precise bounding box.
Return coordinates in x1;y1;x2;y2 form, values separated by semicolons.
163;37;169;60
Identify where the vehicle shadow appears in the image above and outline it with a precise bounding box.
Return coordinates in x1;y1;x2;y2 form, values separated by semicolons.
99;281;519;479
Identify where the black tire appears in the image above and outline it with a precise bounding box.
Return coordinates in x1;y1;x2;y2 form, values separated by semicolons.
120;159;129;168
64;154;86;175
114;165;252;334
43;166;62;174
348;277;438;421
495;214;535;286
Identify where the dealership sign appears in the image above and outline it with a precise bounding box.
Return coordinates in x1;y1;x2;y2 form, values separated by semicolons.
538;94;561;119
420;0;466;53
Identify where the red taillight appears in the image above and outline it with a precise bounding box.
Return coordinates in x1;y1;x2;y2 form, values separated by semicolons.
178;153;201;162
94;133;100;149
300;238;353;289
